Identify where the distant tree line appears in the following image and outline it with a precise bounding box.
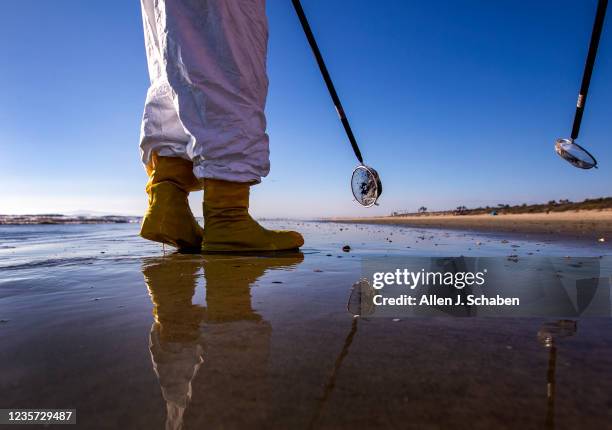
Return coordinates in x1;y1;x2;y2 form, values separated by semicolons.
389;197;612;217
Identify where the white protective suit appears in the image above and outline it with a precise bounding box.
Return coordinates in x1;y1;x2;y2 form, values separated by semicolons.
140;0;270;183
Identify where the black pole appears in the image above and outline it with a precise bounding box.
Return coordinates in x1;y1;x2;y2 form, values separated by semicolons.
291;0;364;164
571;0;608;140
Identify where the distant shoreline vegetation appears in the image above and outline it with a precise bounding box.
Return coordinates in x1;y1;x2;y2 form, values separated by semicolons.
391;197;612;217
0;215;141;225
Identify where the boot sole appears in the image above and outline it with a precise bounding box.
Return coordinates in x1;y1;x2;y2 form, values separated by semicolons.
201;235;303;253
200;246;301;254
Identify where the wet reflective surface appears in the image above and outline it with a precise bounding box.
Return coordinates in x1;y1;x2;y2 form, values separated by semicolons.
1;222;611;429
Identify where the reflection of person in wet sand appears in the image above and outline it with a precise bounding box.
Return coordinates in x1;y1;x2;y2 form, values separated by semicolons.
142;253;303;430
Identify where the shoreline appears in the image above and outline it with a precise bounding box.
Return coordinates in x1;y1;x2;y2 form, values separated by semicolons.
326;210;612;243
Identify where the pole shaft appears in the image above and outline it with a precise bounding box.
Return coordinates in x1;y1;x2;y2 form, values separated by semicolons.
571;0;608;140
291;0;364;164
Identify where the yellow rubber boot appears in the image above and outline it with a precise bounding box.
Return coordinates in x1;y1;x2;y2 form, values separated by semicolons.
140;154;204;251
201;179;304;252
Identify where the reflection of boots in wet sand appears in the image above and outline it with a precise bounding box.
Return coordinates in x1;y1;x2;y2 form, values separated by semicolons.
143;253;303;430
143;256;206;430
191;254;303;429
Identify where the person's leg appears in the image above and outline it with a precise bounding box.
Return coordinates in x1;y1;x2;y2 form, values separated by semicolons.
140;0;196;167
139;0;203;250
156;0;303;251
153;0;269;181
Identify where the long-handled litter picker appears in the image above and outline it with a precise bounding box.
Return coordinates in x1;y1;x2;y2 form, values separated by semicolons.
292;0;382;206
556;0;608;169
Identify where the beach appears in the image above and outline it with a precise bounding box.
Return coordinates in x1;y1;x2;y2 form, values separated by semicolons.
1;221;611;428
329;209;612;242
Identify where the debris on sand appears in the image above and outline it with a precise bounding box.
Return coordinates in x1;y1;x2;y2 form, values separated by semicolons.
507;255;519;263
313;269;323;272
342;245;351;252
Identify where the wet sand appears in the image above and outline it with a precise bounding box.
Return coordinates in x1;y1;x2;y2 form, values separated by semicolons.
1;222;611;429
329;209;612;242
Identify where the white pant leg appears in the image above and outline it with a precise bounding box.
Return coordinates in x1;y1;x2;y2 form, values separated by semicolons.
140;0;270;183
140;0;193;164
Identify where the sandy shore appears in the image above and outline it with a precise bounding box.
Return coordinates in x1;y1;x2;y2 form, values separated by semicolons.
3;222;612;428
328;210;612;241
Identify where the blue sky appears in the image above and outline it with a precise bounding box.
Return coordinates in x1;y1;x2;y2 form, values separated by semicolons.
0;0;610;217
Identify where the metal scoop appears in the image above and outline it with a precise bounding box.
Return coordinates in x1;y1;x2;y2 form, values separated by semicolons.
351;165;382;207
555;138;598;169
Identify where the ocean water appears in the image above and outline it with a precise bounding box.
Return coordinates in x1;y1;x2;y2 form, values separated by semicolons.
0;222;611;429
